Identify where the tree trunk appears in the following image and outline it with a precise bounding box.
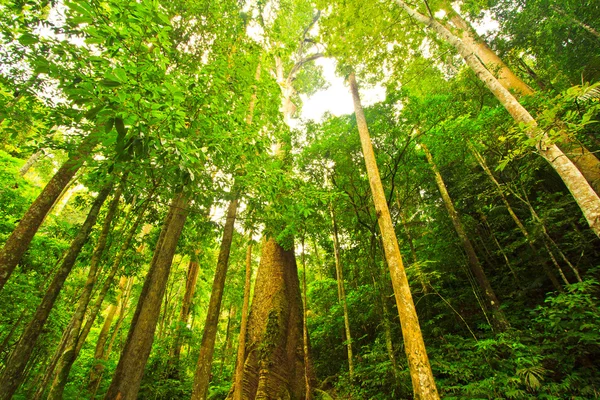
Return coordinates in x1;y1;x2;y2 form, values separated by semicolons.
0;181;112;399
219;305;236;377
233;241;253;400
191;198;239;400
330;205;354;377
74;199;150;358
88;276;130;394
0;133;99;291
18;149;44;176
349;72;439;400
171;255;201;366
229;237;310;400
399;208;429;293
550;5;600;39
396;0;600;237
469;145;564;290
299;239;313;400
104;191;188;400
47;178;125;399
444;6;600;194
422;143;509;331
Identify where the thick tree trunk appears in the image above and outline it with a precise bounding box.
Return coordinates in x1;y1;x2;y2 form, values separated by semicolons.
104;191;189;400
171;255;201;366
469;145;564;290
396;0;600;237
47;178;125;400
422;144;509;331
0;133;99;291
229;237;310;400
0;181;112;399
330;205;354;377
191;198;239;400
349;72;439;400
233;241;253;400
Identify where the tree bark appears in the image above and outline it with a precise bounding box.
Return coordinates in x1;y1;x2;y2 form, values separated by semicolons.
422;143;509;331
74;199;151;358
229;237;311;400
349;72;439;400
395;1;600;237
0;180;112;399
47;177;125;400
299;238;313;400
233;241;253;400
0;133;99;291
191;198;239;400
88;276;130;394
18;149;44;176
330;205;354;377
104;191;189;400
171;254;201;366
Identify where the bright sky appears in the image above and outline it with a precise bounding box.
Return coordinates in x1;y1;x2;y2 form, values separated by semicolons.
298;58;386;122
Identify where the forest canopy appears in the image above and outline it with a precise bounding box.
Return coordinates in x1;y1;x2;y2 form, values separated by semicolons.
0;0;599;399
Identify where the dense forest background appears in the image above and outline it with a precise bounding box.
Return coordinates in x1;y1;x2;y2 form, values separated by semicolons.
1;0;600;399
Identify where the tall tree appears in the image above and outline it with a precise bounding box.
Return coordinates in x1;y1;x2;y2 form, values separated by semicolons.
349;71;439;399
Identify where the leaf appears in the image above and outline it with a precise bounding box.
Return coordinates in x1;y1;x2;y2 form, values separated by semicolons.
100;79;121;87
18;33;38;46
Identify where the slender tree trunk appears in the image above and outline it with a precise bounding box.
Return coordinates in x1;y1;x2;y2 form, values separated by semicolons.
0;181;112;399
88;276;129;394
229;237;311;400
0;133;99;291
191;198;239;400
349;72;439;399
18;149;44;176
74;199;150;358
398;208;429;293
233;241;253;400
469;144;564;290
479;213;521;286
299;238;313;400
396;0;600;237
171;255;200;366
104;191;188;400
219;305;236;376
422;143;509;331
550;5;600;39
330;205;354;377
47;178;125;399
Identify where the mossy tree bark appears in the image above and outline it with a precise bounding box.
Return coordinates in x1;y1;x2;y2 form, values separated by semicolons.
104;191;189;400
191;198;239;400
0;133;99;291
0;180;112;400
229;237;312;400
349;72;439;400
